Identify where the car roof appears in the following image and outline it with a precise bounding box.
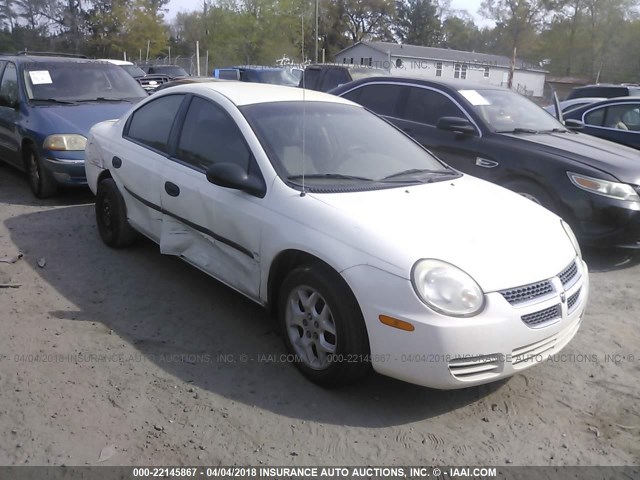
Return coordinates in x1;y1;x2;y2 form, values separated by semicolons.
160;82;357;107
0;54;102;64
219;66;289;72
337;75;507;92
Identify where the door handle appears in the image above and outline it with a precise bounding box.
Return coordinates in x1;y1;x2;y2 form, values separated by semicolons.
164;181;180;197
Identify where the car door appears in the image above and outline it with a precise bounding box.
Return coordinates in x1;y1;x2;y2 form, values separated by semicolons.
116;93;187;240
0;62;22;167
158;95;265;300
581;103;640;149
391;85;493;178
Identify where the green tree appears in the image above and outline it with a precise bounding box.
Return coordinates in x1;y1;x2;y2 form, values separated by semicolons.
394;0;442;46
440;16;482;51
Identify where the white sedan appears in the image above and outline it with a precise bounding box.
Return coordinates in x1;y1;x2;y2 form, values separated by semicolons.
85;82;588;389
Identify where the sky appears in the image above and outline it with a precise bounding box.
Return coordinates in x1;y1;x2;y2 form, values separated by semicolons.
166;0;491;26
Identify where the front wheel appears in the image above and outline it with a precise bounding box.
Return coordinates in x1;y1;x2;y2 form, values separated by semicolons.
503;179;556;212
26;146;57;198
278;264;370;387
95;178;138;248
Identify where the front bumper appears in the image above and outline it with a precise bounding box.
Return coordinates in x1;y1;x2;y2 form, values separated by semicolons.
43;154;87;186
565;191;640;249
342;258;589;389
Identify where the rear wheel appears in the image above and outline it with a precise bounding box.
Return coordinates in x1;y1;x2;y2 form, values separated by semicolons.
278;263;370;387
95;178;138;248
26;146;57;198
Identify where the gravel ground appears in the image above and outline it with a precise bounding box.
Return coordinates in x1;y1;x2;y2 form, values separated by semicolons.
0;164;638;466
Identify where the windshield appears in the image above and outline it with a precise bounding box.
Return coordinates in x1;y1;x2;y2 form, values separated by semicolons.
241;102;455;191
120;64;146;78
254;69;299;86
24;62;146;101
461;88;565;132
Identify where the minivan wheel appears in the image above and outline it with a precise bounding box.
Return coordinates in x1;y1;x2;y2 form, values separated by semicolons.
278;264;371;388
26;146;57;198
95;178;138;248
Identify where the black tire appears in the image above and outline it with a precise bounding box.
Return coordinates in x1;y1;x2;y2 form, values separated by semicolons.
95;178;138;248
26;145;57;198
278;263;371;388
503;179;556;212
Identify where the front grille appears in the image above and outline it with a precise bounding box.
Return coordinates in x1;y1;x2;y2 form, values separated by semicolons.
500;280;554;305
521;304;561;328
559;260;578;288
567;287;581;310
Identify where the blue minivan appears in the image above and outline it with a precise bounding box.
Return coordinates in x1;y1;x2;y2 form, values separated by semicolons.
0;53;146;197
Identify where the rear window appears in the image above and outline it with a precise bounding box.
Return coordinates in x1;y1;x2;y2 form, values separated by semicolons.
568;86;632;100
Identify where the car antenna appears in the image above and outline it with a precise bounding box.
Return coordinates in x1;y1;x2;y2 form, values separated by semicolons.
300;14;307;197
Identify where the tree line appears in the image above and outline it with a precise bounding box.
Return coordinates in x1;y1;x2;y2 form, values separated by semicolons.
0;0;638;82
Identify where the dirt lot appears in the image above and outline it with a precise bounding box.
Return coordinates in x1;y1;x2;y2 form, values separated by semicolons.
0;164;638;467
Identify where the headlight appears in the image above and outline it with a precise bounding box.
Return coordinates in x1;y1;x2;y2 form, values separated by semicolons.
568;172;640;202
411;259;485;317
561;219;581;260
43;134;87;151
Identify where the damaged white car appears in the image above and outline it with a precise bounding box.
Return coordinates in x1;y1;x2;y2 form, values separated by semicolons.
85;82;588;389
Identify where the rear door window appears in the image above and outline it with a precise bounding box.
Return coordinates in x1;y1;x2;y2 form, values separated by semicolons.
125;94;185;154
349;84;403;117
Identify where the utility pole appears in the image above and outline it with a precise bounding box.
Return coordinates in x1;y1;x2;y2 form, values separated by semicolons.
508;46;516;89
314;0;319;63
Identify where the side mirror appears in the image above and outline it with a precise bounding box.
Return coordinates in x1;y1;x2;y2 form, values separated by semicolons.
436;116;477;135
206;162;265;197
564;119;584;131
0;94;17;109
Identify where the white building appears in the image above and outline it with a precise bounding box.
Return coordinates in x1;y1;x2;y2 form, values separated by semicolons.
335;41;547;97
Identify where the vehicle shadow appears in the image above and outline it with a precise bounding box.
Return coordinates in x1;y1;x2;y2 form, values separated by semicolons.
0;162;94;207
5;204;504;428
582;246;640;273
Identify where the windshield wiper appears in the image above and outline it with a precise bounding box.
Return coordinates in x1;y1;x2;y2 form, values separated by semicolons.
540;128;569;133
30;98;76;105
75;97;131;103
287;173;374;182
381;168;453;181
495;128;539;134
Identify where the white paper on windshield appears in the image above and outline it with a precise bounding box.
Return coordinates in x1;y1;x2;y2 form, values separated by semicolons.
459;89;490;106
29;70;53;85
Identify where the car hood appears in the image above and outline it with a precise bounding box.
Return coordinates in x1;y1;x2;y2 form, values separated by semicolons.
503;131;640;184
308;175;576;292
35;102;139;137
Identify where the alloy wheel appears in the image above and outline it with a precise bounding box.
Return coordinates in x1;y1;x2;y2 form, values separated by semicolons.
285;285;337;370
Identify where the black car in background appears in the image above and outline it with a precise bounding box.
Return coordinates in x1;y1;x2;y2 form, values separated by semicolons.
298;64;389;92
331;77;640;248
212;66;298;86
566;84;640;100
140;64;189;79
563;97;640;150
